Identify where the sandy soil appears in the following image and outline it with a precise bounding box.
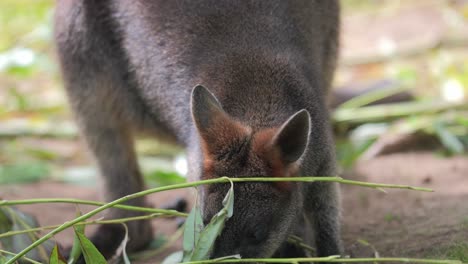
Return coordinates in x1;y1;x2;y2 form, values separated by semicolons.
342;153;468;259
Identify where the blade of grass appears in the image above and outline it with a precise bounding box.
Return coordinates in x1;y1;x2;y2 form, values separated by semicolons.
334;100;468;124
338;83;411;109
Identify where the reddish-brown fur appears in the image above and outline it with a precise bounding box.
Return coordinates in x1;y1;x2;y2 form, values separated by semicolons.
200;116;250;179
202;123;298;191
252;128;299;190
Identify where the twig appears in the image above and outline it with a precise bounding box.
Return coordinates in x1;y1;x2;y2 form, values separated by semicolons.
0;213;174;239
0;198;187;217
0;249;43;264
287;235;316;255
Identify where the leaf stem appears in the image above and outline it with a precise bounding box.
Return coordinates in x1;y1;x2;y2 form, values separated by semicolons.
0;213;175;239
0;198;187;217
0;249;43;264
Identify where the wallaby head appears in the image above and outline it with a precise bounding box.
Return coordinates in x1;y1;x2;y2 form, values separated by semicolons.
191;84;311;258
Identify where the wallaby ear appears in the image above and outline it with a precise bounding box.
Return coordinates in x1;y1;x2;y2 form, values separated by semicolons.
191;84;224;130
191;85;248;153
272;109;311;163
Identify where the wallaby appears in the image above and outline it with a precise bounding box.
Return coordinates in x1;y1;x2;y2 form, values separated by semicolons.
54;0;342;262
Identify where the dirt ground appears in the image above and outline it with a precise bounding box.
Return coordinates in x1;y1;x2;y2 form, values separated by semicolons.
1;152;467;263
342;153;468;259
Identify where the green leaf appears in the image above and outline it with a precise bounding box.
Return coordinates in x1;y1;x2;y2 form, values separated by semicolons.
74;227;107;264
0;207;13;233
49;244;67;264
182;197;203;261
434;122;464;154
336;138;375;168
161;251;183;264
190;183;234;261
0;208;14;255
0;162;50;184
26;148;59;161
8;87;30;111
145;170;185;187
338;81;411;109
224;187;234;218
68;211;84;264
357;239;371;246
0;207;53;262
5;64;36;77
455;115;468;127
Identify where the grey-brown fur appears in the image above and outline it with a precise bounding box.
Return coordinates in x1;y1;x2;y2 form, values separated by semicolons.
54;0;342;261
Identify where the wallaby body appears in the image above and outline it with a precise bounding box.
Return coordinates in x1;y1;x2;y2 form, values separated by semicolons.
55;0;342;261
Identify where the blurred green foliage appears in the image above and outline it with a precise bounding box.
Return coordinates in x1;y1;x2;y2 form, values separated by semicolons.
0;0;466;186
0;1;189;186
0;0;52;50
0;0;59;115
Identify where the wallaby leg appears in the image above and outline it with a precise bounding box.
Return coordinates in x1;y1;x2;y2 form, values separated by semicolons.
55;1;154;256
273;215;313;259
274;241;309;259
305;181;342;260
80;118;152;256
63;77;153;260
